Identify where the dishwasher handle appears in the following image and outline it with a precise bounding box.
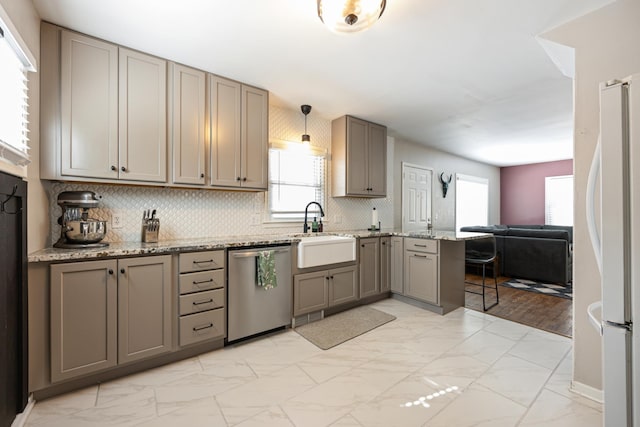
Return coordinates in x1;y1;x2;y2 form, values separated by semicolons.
231;248;290;258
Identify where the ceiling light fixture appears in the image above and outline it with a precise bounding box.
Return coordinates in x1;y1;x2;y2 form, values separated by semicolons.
317;0;386;33
301;104;312;143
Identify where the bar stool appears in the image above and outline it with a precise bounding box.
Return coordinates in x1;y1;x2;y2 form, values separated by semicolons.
464;235;499;311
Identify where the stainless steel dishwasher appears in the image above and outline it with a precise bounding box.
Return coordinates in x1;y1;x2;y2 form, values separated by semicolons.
227;245;292;342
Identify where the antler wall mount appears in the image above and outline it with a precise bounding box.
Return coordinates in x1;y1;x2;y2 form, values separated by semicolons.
438;172;452;198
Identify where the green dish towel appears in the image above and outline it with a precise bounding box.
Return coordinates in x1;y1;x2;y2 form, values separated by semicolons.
257;250;277;290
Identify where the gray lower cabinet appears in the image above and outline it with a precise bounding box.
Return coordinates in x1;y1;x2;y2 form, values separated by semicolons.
50;256;172;383
117;256;172;364
359;237;380;298
293;265;358;316
328;266;358;307
50;260;118;383
380;236;391;293
293;270;329;316
177;250;226;346
390;236;404;293
404;238;439;304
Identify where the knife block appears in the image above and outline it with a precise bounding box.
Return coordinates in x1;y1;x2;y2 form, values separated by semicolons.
141;218;159;243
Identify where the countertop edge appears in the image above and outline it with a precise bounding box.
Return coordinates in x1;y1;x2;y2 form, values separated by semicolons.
28;230;491;263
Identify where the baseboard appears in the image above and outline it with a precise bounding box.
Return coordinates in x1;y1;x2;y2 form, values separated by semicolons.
11;394;35;427
570;380;604;403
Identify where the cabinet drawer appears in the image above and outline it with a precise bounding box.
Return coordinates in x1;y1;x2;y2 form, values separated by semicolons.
179;308;225;346
404;238;438;254
179;289;225;315
179;269;224;294
179;250;224;273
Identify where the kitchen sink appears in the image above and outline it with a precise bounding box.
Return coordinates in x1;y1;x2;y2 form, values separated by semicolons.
297;235;357;268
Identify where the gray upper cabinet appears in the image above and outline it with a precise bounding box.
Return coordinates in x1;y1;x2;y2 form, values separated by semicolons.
332;116;387;198
118;48;167;183
50;260;118;383
59;30;119;180
209;75;268;190
42;25;168;183
170;63;206;185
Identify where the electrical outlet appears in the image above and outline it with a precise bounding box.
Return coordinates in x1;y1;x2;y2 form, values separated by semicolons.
111;210;124;229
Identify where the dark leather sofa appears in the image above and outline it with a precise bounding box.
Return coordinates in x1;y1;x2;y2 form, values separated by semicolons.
460;224;572;284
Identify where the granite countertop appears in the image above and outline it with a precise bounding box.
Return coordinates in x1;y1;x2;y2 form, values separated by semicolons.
28;229;490;263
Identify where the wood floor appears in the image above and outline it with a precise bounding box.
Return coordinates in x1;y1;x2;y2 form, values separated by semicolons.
464;274;573;338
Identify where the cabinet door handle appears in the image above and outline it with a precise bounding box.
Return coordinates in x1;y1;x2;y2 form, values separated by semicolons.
242;177;247;181
200;173;205;178
110;166;116;171
236;177;241;181
108;269;114;275
193;259;214;264
330;276;334;279
414;244;427;248
413;254;427;258
120;268;126;274
192;298;214;306
193;278;214;285
121;166;127;172
192;323;213;332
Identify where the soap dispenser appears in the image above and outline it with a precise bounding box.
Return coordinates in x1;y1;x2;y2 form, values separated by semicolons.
312;216;319;232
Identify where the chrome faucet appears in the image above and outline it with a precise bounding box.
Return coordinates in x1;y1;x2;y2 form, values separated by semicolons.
303;201;325;233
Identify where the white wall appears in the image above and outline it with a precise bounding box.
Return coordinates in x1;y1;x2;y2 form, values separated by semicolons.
393;139;501;230
544;0;640;396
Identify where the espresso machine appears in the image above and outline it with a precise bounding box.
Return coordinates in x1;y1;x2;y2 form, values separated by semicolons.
54;191;109;248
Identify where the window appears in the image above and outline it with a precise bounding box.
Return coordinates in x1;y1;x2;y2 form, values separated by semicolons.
268;141;326;221
0;16;35;166
545;175;574;226
455;173;489;231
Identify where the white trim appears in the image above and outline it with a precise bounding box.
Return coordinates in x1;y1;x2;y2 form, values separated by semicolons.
0;140;30;166
570;380;604;404
0;4;36;71
11;394;35;427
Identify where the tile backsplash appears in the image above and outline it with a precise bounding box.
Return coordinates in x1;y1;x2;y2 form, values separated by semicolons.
46;105;393;245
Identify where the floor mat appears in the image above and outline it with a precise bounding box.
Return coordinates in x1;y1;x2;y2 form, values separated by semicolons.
294;306;396;350
500;278;572;299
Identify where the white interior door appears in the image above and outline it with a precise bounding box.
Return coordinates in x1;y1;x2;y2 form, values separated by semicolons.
402;163;432;232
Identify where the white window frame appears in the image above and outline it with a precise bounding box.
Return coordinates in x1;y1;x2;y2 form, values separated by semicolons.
455;173;489;231
266;140;327;223
0;7;37;167
545;174;574;226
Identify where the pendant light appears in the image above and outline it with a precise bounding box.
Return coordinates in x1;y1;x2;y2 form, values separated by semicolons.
317;0;386;34
301;105;312;143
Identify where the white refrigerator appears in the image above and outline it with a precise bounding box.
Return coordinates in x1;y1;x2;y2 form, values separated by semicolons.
587;74;640;427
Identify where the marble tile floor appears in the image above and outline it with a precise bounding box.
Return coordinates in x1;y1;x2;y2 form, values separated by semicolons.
26;299;602;427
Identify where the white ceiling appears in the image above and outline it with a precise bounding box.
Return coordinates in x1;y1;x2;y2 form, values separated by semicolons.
32;0;614;166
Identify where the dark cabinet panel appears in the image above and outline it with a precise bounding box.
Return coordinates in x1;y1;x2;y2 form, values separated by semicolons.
0;172;27;427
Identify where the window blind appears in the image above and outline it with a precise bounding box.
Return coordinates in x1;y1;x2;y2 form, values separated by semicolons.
0;25;31;166
268;143;326;221
545;175;574;226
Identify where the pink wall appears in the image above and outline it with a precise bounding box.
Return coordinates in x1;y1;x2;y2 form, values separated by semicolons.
500;159;573;225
